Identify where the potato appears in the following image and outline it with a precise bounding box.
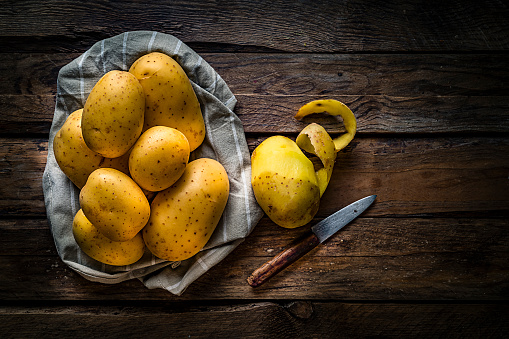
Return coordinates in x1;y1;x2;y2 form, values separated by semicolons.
79;168;150;242
53;109;104;189
98;148;157;202
143;158;229;261
100;149;131;176
73;209;145;266
251;136;320;228
82;70;145;158
129;52;205;151
129;126;190;192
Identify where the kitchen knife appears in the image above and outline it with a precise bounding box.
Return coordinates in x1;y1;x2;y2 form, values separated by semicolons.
247;195;376;287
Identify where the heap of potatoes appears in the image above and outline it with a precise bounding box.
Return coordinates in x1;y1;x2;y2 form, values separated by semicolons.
53;52;229;266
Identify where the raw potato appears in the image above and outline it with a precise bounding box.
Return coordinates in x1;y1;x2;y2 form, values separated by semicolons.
82;70;145;158
129;126;190;192
251;136;320;228
80;168;150;242
100;148;131;175
144;158;229;261
53;108;104;189
73;209;145;266
129;52;205;151
99;148;157;202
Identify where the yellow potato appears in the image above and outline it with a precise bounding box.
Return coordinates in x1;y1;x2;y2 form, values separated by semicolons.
100;149;131;176
251;136;320;228
144;158;229;261
79;168;150;242
53;109;104;189
129;126;190;192
129;52;205;151
82;70;145;158
99;148;157;202
73;209;145;266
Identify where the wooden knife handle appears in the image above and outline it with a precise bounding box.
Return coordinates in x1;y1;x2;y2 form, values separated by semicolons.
247;232;320;288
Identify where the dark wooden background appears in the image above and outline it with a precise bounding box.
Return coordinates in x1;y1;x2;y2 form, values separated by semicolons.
1;1;508;337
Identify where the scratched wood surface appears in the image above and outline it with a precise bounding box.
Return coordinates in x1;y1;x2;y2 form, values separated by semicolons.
1;1;508;338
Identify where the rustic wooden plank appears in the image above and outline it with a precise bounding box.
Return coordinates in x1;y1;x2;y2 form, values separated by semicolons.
1;0;508;52
1;244;508;300
1;137;507;217
1;302;508;338
1;53;508;134
212;53;509;97
0;219;55;256
0;138;47;217
247;135;509;216
2;217;509;259
2;94;509;135
1;218;508;300
236;94;509;134
3;53;509;97
0;54;64;96
0;95;56;135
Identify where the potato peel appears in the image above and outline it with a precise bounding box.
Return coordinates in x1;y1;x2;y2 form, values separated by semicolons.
295;99;357;152
296;123;336;197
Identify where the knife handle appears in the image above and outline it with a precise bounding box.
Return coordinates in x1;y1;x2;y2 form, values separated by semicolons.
247;232;320;288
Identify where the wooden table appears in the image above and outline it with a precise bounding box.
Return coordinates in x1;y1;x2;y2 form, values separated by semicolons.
1;1;508;337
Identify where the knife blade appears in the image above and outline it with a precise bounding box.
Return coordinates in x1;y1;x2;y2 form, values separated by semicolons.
247;195;376;287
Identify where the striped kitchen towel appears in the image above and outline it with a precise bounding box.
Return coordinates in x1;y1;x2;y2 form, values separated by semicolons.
42;31;264;295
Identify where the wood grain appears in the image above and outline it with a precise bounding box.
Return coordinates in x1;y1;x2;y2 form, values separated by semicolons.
3;94;509;135
1;218;507;300
1;303;508;338
1;1;508;336
1;241;508;301
236;94;509;134
0;95;56;135
0;138;47;217
211;53;509;97
1;0;508;53
2;136;506;218
3;217;509;258
3;53;508;96
1;53;507;135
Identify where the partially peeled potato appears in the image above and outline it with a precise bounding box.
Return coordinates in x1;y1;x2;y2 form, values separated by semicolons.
251;135;320;228
251;99;356;228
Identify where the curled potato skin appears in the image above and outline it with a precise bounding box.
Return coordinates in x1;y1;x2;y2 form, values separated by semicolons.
295;99;357;152
296;123;337;197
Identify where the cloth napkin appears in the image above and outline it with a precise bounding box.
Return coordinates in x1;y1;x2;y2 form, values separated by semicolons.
42;31;263;295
